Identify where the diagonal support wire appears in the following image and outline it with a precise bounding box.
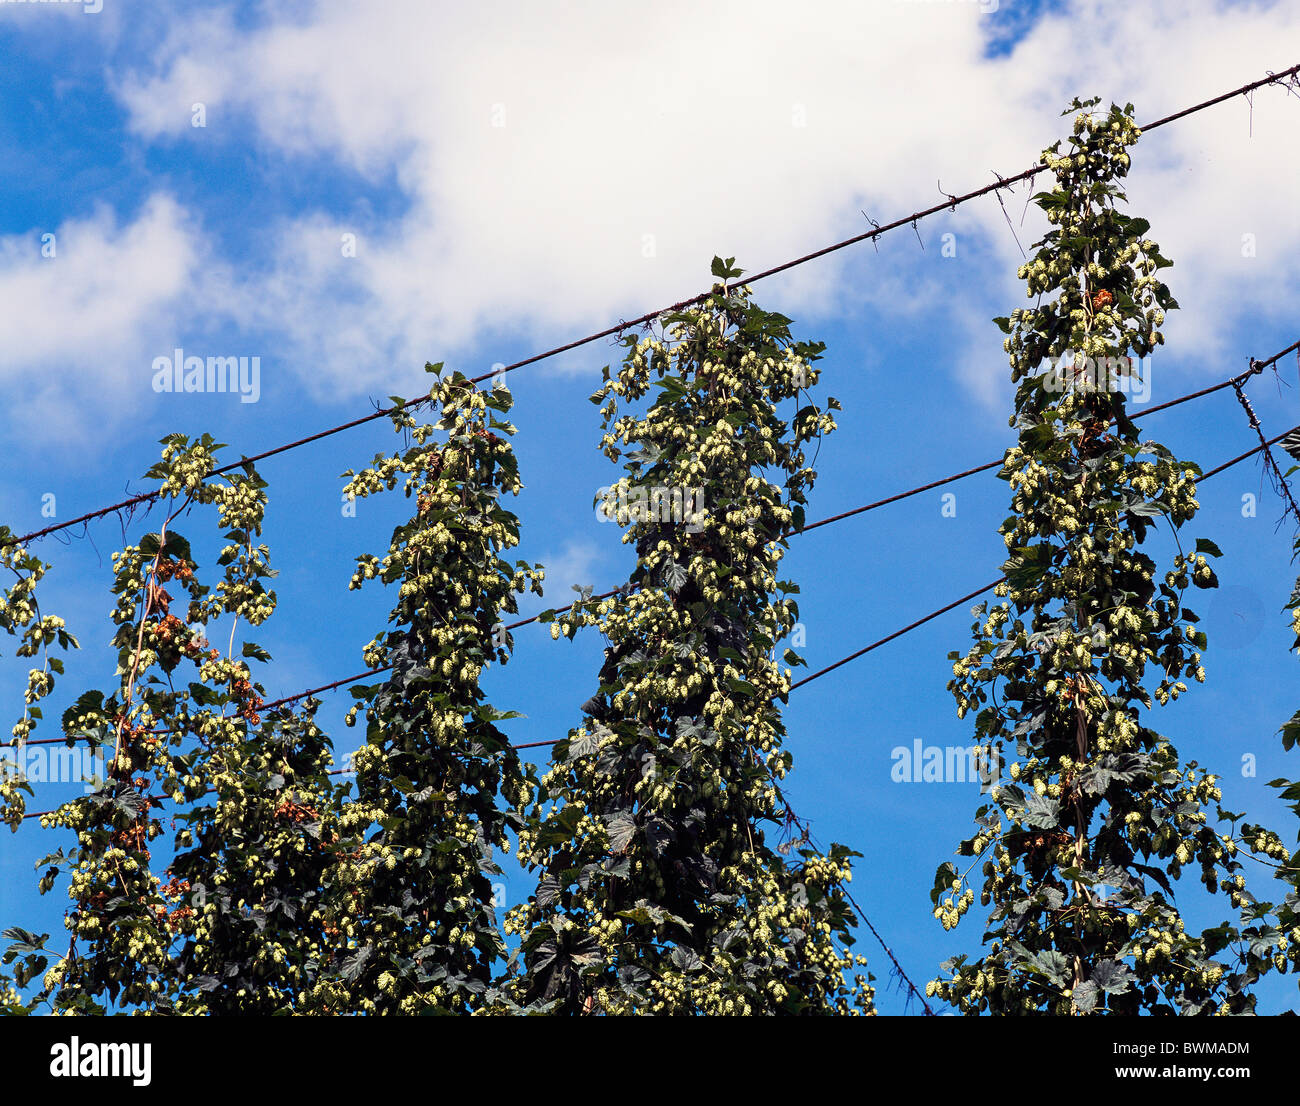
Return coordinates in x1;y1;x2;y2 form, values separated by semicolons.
780;801;936;1015
1231;366;1300;525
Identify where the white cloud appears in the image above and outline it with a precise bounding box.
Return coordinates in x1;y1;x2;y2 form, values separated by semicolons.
4;0;1296;414
0;194;211;438
0;1;110;25
108;0;1050;399
521;539;606;616
991;2;1300;373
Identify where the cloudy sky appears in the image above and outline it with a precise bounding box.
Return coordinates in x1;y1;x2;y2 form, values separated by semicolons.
2;0;1300;1012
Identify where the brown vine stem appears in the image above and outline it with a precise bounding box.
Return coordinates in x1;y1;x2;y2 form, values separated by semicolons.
111;490;193;774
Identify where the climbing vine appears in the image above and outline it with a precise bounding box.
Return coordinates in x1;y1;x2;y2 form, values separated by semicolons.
3;102;1299;1018
929;100;1289;1015
0;530;77;829
4;435;305;1012
1265;491;1300;992
302;367;542;1014
506;262;874;1015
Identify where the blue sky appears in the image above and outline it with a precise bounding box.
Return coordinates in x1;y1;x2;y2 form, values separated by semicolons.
3;0;1300;1013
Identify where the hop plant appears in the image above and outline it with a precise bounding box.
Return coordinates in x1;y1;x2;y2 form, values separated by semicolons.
507;262;874;1016
1262;520;1300;990
303;367;543;1015
6;435;290;1013
932;99;1287;1015
0;528;79;828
